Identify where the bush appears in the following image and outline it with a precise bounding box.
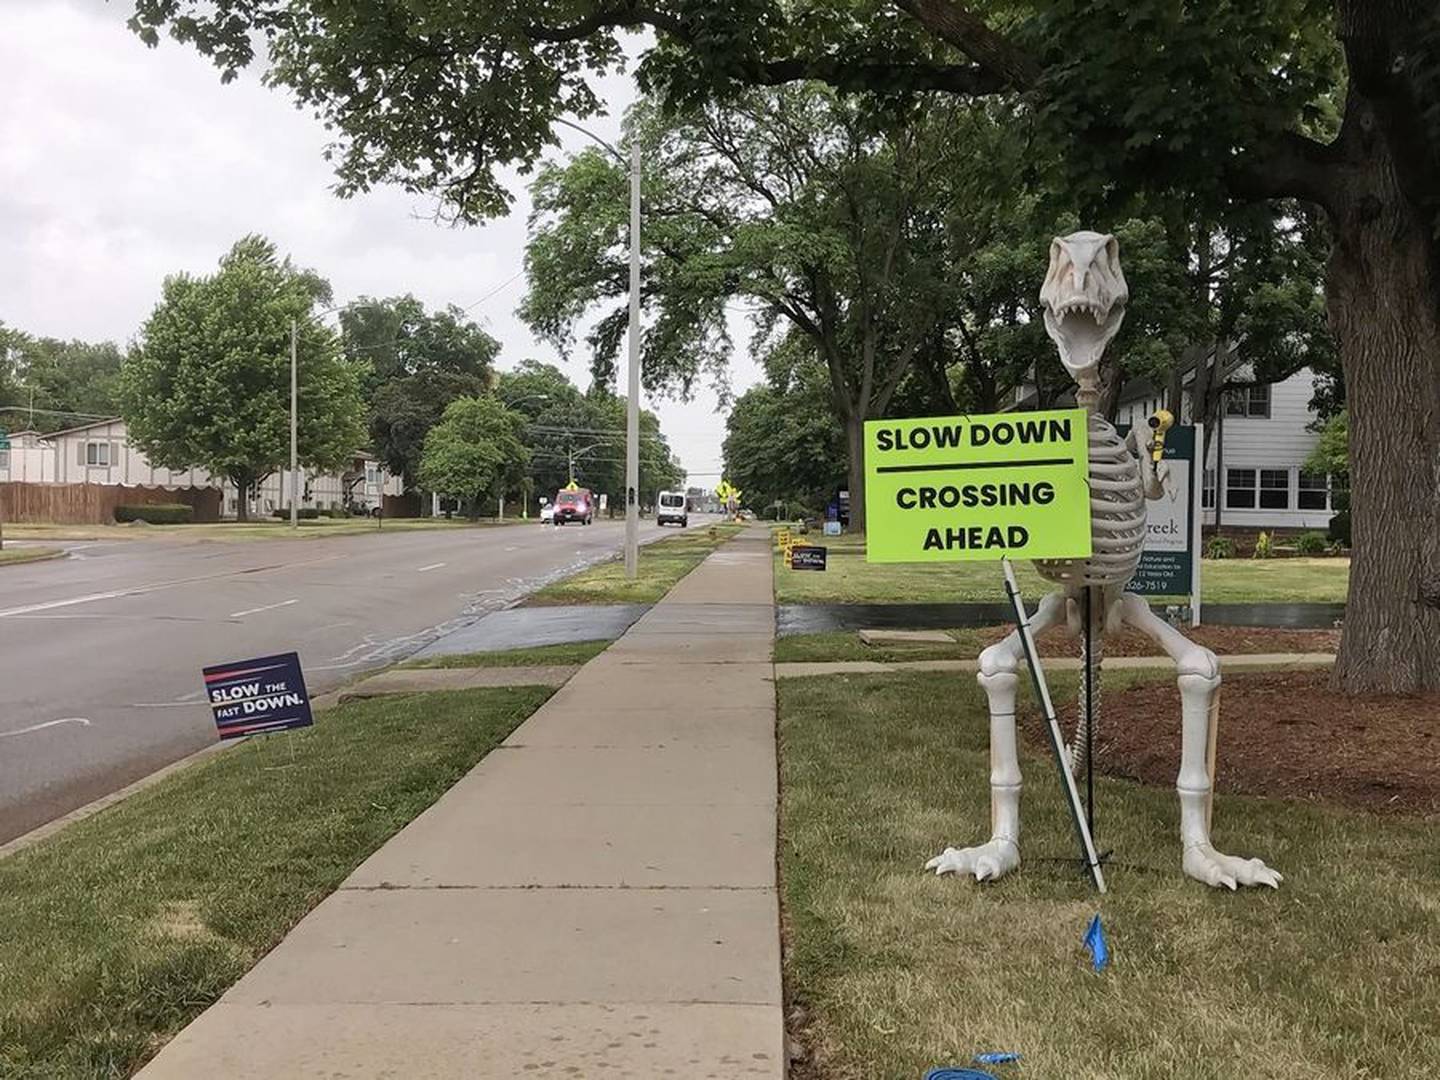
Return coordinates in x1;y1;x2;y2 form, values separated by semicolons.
115;503;194;525
270;507;321;520
324;507;348;519
1327;510;1351;547
1204;535;1234;560
1252;531;1274;559
1295;531;1328;556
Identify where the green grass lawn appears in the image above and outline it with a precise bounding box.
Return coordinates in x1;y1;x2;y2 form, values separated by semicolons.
774;531;1349;604
0;546;62;566
779;670;1439;1079
0;685;552;1079
400;639;612;669
527;523;744;605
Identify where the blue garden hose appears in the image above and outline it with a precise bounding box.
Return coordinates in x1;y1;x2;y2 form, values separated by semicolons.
924;1070;999;1080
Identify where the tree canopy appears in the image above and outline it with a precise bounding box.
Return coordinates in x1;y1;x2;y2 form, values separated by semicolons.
417;395;530;515
126;0;1440;689
120;236;367;519
342;295;499;489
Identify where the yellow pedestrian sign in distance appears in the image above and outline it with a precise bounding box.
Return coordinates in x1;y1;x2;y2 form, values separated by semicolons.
864;409;1093;563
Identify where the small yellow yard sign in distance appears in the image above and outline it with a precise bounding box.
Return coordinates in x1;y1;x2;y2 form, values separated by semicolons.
864;409;1093;563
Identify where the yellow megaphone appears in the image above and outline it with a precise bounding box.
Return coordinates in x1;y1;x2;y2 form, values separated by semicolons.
1147;409;1174;462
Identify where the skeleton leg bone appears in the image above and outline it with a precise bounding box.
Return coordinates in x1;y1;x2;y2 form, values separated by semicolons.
1117;594;1282;890
927;589;1067;882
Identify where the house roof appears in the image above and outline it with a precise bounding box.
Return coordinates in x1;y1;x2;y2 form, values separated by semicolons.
41;416;124;439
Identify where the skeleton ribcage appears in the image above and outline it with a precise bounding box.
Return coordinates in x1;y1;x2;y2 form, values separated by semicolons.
1034;414;1146;589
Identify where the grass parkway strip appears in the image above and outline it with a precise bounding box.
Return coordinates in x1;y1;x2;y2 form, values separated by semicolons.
526;522;743;605
0;686;554;1079
772;530;1350;605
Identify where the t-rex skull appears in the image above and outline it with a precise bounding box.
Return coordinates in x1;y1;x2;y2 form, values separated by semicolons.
1039;231;1129;395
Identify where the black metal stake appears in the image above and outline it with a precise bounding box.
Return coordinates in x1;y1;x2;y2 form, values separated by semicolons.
1084;585;1096;840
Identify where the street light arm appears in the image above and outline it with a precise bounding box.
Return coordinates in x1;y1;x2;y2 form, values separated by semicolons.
551;117;624;163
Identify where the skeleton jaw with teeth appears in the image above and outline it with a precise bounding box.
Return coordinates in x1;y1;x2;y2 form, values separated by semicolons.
1040;231;1129;407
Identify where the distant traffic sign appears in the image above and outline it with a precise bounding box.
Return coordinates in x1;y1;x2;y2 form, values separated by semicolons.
864;409;1093;563
203;652;313;740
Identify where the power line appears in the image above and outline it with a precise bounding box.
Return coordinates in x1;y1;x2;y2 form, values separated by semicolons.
461;271;526;313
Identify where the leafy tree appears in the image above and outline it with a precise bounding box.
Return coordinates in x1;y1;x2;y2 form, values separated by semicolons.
0;336;124;430
525;88;968;529
341;296;499;490
723;338;846;517
0;323;24;417
417;396;531;516
494;362;684;511
128;0;1440;689
120;236;366;520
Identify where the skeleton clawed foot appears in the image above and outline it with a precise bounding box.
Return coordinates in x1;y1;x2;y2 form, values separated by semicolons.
1183;844;1283;890
925;837;1020;882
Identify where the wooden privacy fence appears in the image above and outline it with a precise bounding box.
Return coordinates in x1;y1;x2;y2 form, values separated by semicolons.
0;482;223;524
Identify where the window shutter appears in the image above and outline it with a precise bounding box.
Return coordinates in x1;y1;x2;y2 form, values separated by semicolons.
78;441;86;466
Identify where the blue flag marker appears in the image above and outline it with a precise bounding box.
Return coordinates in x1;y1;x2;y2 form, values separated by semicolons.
974;1053;1022;1066
1084;913;1109;971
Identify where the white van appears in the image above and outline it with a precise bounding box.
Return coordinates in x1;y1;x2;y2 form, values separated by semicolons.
656;490;688;527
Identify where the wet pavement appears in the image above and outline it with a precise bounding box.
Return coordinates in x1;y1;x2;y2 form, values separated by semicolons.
411;604;651;658
776;601;1344;636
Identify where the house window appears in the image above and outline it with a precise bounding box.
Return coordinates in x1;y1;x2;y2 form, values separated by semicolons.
1259;468;1290;510
1225;468;1257;509
85;441;110;466
1202;468;1216;510
365;463;378;486
1225;385;1271;418
1298;471;1329;511
0;450;9;469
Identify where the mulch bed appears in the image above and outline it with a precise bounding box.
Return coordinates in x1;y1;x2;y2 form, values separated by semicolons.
1023;668;1440;817
979;623;1340;657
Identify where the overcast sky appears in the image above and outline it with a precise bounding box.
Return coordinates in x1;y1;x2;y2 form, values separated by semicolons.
0;1;759;484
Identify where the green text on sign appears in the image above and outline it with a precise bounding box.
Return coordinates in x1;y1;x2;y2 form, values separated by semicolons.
864;409;1093;563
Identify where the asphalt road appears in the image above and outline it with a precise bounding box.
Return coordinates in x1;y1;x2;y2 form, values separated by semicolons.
0;517;703;844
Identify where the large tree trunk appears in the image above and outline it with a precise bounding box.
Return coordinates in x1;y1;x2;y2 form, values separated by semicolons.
1327;157;1440;693
844;413;867;533
231;473;251;522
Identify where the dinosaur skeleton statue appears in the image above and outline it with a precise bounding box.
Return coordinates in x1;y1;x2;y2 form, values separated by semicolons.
926;231;1282;891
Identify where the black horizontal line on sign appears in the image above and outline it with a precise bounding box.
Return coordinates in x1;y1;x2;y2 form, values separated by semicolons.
876;457;1075;474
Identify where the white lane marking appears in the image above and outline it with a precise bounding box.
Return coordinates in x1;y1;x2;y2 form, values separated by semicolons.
416;562;447;573
0;589;131;618
229;598;299;619
0;717;91;739
0;552;341;620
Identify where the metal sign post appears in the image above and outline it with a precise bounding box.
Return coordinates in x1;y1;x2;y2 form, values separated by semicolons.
1001;558;1107;893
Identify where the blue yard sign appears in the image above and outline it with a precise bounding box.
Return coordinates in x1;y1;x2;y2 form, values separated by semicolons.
203;652;313;740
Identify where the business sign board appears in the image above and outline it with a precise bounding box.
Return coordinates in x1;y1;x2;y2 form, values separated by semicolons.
1117;424;1203;615
864;409;1093;564
203;651;314;740
790;545;828;571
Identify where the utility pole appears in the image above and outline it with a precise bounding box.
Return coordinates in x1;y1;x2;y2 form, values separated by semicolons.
624;139;641;579
551;117;642;576
290;318;299;531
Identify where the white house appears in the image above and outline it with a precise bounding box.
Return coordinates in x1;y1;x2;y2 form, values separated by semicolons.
0;417;403;519
1115;367;1338;532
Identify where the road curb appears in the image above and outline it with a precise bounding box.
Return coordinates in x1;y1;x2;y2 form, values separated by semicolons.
0;548;67;568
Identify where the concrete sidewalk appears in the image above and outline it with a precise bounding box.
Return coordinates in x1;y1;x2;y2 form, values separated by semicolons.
139;526;782;1079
